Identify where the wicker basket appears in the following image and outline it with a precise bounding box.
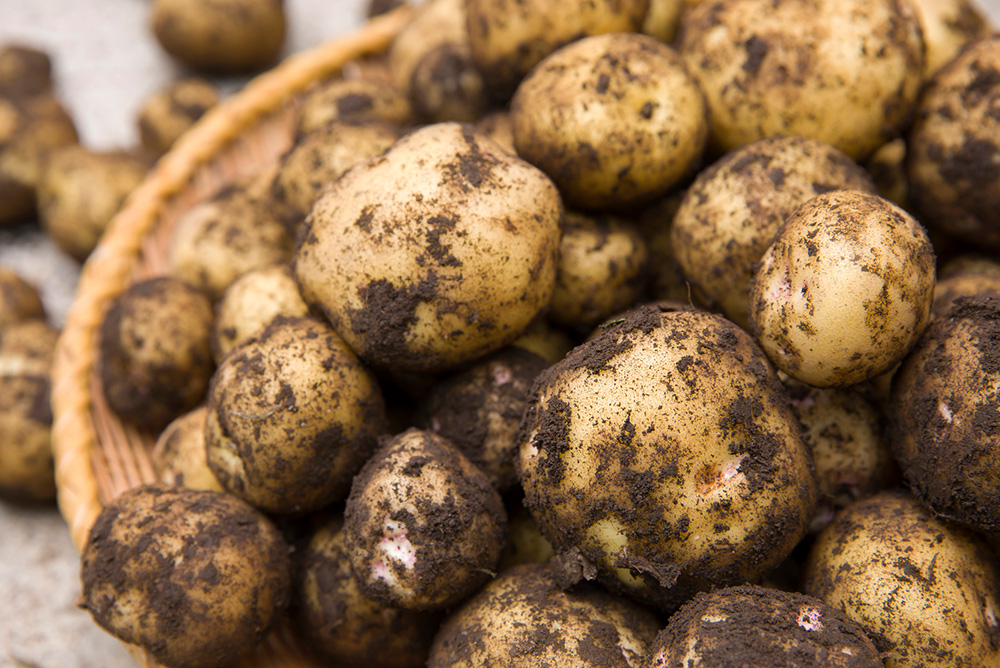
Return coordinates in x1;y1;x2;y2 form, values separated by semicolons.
50;6;413;667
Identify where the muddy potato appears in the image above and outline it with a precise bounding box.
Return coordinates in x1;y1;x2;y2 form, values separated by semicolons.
427;563;660;668
211;264;310;363
293;122;562;372
911;0;991;77
466;0;649;99
417;347;549;490
344;429;506;611
510;319;574;365
512;33;707;210
79;484;291;668
138;78;219;156
0;45;52;98
803;492;1000;668
679;0;924;159
932;260;1000;317
38;146;149;261
0;94;78;226
518;304;817;612
206;316;385;514
0;267;45;326
295;513;441;668
550;212;650;329
670;136;876;329
0;320;58;502
908;36;1000;249
152;407;223;493
499;498;556;570
298;77;412;135
644;585;883;668
750;190;935;387
866;138;910;210
473;111;515;155
168;184;293;300
151;0;285;74
99;277;214;433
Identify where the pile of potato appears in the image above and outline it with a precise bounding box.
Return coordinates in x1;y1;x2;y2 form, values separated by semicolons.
32;0;1000;666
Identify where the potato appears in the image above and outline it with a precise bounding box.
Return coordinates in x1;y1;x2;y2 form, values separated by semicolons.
509;319;574;365
344;429;506;611
499;499;556;570
0;320;58;502
151;407;223;493
466;0;649;98
38;146;149;261
98;277;214;433
511;33;707;210
473;111;515;155
635;192;694;305
932;261;1000;318
298;77;412;135
79;484;291;668
151;0;285;74
138;78;219;156
670;136;876;329
0;267;45;327
907;36;1000;249
910;0;991;78
206;316;385;514
642;0;684;43
518;303;817;611
803;491;1000;668
427;563;660;668
367;0;405;18
0;45;52;98
866;138;910;210
644;585;883;668
749;190;935;387
679;0;924;159
293;122;562;372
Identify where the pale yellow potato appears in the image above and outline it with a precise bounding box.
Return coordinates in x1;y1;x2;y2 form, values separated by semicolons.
138;78;219;156
803;492;1000;668
151;406;223;493
298;77;412;135
79;485;290;668
866;138;910;210
749;190;935;388
293;122;562;372
510;319;574;364
0;268;45;327
512;33;707;210
911;0;991;77
518;304;817;611
670;136;875;329
474;111;515;155
679;0;924;159
642;0;684;43
499;501;556;570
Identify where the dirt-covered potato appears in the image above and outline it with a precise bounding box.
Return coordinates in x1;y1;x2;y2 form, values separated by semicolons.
0;320;58;502
803;491;1000;668
642;0;684;43
907;36;1000;249
416;347;549;490
344;429;506;611
670;136;876;329
473;111;515;155
98;277;214;433
636;192;694;305
298;77;412;135
932;259;1000;318
866;138;910;210
38;146;149;261
151;0;286;74
644;585;883;668
466;0;649;99
0;267;45;327
0;45;52;98
79;484;291;668
499;499;556;570
679;0;924;159
512;33;707;210
750;190;935;387
911;0;991;77
510;319;574;365
295;513;441;668
138;78;220;156
168;184;293;300
152;407;223;493
211;264;310;363
206;316;385;514
271;120;399;229
427;563;660;668
293;122;562;372
0;94;78;226
518;304;817;611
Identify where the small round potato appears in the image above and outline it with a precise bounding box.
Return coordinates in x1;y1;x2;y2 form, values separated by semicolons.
911;0;991;78
679;0;925;159
642;0;684;43
866;138;910;210
138;78;220;156
907;36;1000;249
0;267;45;327
344;429;506;611
510;319;574;365
151;0;286;73
750;190;936;387
803;491;1000;668
79;484;291;668
98;277;214;433
298;77;412;135
512;33;707;210
293;122;562;372
152;407;223;493
499;499;556;570
670;136;876;329
0;45;52;98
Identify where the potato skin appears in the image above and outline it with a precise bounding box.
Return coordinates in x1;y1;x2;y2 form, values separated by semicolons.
910;0;991;77
152;407;223;493
518;304;817;611
803;491;1000;668
293;122;562;372
679;0;924;159
750;190;935;388
298;77;412;135
138;78;219;156
0;267;45;327
79;484;291;668
0;45;52;98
